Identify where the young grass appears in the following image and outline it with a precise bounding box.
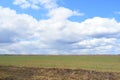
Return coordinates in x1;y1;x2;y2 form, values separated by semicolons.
0;55;120;72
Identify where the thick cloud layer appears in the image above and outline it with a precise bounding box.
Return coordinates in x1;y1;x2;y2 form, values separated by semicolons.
0;0;120;54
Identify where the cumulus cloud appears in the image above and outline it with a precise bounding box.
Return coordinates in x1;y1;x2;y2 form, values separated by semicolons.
77;38;116;49
48;7;83;20
0;0;120;54
0;6;38;41
13;0;57;9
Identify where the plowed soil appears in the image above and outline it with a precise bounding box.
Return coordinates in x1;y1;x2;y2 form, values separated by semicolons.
0;66;120;80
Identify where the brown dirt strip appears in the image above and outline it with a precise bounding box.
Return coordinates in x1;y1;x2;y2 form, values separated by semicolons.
0;66;120;80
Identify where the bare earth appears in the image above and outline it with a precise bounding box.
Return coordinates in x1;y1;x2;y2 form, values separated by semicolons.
0;66;120;80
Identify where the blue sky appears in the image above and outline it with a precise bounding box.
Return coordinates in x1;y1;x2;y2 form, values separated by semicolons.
63;0;120;21
0;0;120;55
0;0;120;21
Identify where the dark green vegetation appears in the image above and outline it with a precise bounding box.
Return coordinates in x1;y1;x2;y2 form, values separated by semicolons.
0;55;120;72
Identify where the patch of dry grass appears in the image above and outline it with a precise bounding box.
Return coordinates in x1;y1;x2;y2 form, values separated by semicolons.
0;66;120;80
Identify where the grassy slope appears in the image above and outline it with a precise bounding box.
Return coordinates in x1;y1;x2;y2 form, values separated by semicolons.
0;55;120;72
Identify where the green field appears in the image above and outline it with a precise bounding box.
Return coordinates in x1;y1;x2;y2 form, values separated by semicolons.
0;55;120;72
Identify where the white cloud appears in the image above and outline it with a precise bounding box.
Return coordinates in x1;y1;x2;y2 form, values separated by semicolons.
39;0;57;9
1;0;120;55
77;38;116;49
13;0;31;9
81;17;120;34
13;0;57;9
48;7;83;21
0;6;38;42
